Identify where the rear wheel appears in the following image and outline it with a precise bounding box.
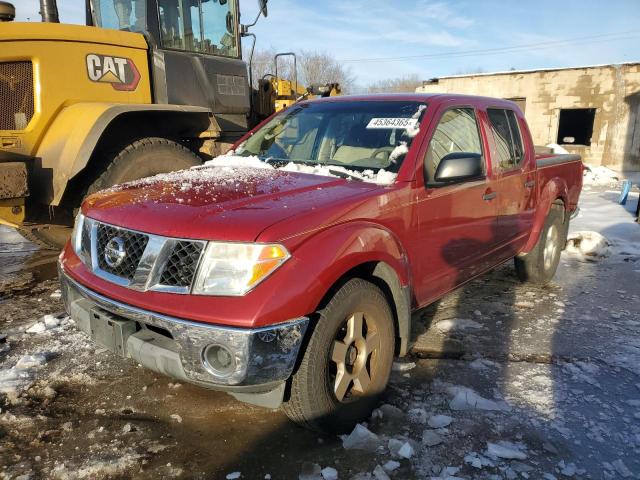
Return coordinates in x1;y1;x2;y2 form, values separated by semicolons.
514;205;566;284
19;138;202;249
283;278;395;433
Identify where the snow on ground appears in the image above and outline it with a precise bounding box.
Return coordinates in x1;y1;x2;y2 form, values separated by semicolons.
582;164;620;186
1;185;639;479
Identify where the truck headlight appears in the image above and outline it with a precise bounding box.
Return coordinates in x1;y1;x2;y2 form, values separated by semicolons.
193;242;290;296
71;212;85;255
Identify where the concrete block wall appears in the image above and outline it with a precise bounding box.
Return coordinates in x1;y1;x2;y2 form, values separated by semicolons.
417;63;640;171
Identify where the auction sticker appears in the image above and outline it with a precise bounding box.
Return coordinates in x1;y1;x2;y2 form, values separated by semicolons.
366;118;419;129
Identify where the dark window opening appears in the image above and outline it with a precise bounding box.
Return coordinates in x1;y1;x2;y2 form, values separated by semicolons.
557;108;596;146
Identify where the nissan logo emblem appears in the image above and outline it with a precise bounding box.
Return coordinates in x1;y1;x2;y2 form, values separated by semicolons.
104;236;126;268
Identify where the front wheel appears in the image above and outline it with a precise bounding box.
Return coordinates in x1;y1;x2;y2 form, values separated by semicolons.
282;278;395;433
515;205;566;284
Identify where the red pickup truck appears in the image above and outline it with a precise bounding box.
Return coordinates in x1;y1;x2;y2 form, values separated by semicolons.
59;94;583;433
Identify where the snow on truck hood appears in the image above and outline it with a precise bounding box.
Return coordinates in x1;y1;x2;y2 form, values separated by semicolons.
83;156;390;242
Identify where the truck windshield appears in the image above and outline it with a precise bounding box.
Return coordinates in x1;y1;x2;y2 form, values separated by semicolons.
93;0;147;32
236;101;427;172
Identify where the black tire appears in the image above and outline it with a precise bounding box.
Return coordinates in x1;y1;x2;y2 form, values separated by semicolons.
18;138;201;249
17;226;72;250
514;204;566;284
86;137;202;196
282;278;395;434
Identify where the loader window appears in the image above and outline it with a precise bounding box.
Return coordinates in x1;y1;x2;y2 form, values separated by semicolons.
158;0;238;57
93;0;147;32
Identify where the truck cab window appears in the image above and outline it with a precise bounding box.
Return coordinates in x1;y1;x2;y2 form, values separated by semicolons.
93;0;147;32
488;108;524;169
425;108;482;183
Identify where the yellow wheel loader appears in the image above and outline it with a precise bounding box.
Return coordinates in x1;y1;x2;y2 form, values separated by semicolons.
0;0;337;249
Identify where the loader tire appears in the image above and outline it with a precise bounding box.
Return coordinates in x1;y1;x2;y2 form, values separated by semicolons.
514;204;566;284
18;138;201;250
282;278;395;434
86;137;202;196
17;226;72;250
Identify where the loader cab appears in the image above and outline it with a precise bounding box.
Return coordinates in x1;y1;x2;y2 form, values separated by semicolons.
87;0;251;136
88;0;240;58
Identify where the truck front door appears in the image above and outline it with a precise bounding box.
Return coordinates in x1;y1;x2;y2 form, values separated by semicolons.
411;104;500;306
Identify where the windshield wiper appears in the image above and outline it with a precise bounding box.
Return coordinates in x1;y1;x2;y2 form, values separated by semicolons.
327;169;364;182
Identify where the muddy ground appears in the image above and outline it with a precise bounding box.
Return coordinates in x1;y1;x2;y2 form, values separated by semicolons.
0;187;639;480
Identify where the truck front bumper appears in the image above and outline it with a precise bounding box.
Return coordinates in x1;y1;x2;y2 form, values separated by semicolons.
59;267;309;408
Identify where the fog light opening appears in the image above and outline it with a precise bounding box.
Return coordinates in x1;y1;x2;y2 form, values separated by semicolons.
203;344;236;377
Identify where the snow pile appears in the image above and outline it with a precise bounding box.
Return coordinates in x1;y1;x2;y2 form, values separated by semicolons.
583;164;619;186
341;424;380;451
0;353;48;401
427;414;453;429
26;314;67;334
464;452;494;469
565;231;610;261
388;438;415;458
205;154;398;185
108;159;278;194
51;453;142;479
204;154;274;170
486;441;528;460
280;161;397;185
422;430;443;446
446;385;510;411
545;143;569;154
434;318;483;333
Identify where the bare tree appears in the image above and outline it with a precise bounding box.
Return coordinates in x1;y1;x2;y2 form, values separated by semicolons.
245;48;355;93
297;50;355;93
367;74;423;93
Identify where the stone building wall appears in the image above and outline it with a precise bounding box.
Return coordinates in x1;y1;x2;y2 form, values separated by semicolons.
416;63;640;171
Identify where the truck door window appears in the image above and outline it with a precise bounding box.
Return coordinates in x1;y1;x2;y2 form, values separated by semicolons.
487;108;523;169
424;108;482;183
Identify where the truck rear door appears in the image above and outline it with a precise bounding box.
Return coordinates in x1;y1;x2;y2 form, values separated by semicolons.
485;108;536;252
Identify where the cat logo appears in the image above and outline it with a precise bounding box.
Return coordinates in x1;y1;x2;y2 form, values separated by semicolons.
86;54;141;91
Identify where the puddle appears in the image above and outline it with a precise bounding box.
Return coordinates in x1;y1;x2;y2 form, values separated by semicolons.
0;225;59;286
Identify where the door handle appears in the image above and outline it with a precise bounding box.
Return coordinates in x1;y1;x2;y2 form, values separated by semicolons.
483;191;497;201
524;180;535;189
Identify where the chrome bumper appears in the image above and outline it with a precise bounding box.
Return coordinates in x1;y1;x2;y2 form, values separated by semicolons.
59;266;308;401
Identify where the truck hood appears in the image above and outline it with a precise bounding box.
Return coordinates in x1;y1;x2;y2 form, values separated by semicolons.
0;22;148;50
83;166;381;241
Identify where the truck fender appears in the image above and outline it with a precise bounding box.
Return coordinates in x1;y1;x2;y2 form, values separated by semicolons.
289;222;413;356
520;176;569;254
33;103;210;206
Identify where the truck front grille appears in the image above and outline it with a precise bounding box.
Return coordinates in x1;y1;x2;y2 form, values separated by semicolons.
79;218;205;293
159;241;205;287
0;62;34;131
96;223;150;280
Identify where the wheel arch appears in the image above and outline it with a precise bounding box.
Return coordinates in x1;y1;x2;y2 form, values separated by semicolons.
520;176;570;254
313;260;412;357
33;103;211;207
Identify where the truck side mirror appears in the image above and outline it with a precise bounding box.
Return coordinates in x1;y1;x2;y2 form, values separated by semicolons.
258;0;268;17
433;152;484;185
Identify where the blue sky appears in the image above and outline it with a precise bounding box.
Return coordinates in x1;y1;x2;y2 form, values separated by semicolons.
15;0;640;86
